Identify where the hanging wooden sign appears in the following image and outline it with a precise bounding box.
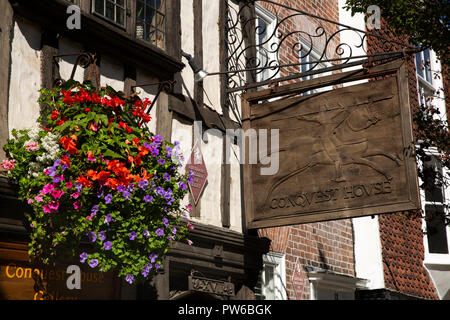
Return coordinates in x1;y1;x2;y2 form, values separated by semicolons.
242;60;420;229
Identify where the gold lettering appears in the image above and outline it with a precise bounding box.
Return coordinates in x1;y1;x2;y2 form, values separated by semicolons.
24;267;32;279
5;263;16;278
33;290;45;300
16;267;24;278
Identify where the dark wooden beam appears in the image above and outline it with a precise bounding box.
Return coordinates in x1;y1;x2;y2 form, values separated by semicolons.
0;1;14;160
220;0;231;228
190;0;203;219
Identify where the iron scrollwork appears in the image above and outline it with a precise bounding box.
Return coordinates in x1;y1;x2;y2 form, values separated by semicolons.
224;0;414;121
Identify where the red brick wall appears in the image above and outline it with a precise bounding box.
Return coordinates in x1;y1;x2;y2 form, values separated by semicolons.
366;18;439;300
286;220;355;299
256;0;355;301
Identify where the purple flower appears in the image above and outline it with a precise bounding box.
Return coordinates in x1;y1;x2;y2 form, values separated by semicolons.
156;186;164;196
165;146;173;157
126;274;134;284
178;181;187;191
105;193;113;204
91;205;99;216
142;266;150;277
162;218;169;228
143;229;150;238
122;190;131;200
46;166;57;177
154;135;163;143
117;185;125;192
155;228;164;236
75;182;83;192
89;259;98;268
80;252;88;263
139;179;149;190
98;231;106;241
53;176;62;183
61;164;68;171
187;171;194;184
144;195;153;203
97;189;104;198
157;158;165;165
104;214;112;224
88;231;97;242
103;241;112;251
129;231;137;240
172;227;177;235
149;253;158;263
164;173;171;182
155;263;161;270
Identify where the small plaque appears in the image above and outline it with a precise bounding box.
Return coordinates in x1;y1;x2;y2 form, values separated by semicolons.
185;141;208;205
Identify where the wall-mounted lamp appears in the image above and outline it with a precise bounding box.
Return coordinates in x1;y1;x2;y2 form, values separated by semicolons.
181;51;209;82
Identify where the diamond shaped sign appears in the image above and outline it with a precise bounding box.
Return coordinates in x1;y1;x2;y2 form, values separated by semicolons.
185;140;208;205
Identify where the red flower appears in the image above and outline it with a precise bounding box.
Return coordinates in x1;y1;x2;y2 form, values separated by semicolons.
59;135;78;154
51;110;59;120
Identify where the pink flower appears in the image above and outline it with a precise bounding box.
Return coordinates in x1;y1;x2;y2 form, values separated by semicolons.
27;199;34;204
66;181;73;189
73;201;81;210
187;221;194;230
86;215;92;221
41;184;55;195
186;205;193;211
25;142;39;152
34;194;43;202
187;239;193;246
0;159;15;171
71;191;80;199
43;201;59;213
51;189;65;199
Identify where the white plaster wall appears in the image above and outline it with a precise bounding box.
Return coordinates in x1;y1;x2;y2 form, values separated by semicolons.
171;118;193;211
180;0;195;98
195;130;223;227
352;215;385;289
338;0;367;87
58;38;85;83
202;0;221;113
99;55;124;92
8;19;42;134
229;142;243;233
136;70;158;134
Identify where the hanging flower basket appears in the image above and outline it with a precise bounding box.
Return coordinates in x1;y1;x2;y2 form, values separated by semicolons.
1;80;194;284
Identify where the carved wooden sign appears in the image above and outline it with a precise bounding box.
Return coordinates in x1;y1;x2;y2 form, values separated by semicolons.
188;275;235;297
242;61;420;229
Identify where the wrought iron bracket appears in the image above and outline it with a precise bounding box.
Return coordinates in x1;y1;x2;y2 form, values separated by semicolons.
52;52;97;88
131;80;176;117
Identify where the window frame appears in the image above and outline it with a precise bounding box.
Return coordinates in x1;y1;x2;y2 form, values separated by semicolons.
255;251;287;300
298;36;331;95
91;0;127;29
135;0;167;50
414;48;450;263
255;4;277;83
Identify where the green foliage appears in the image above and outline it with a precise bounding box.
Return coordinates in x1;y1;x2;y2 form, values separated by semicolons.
2;81;194;284
344;0;450;65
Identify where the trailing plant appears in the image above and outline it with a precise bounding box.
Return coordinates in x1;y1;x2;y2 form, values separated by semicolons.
1;80;195;284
